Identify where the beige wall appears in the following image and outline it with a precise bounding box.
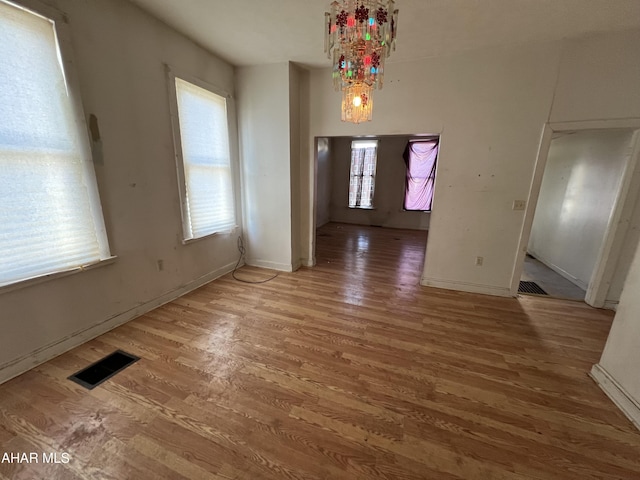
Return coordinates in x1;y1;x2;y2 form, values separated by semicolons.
305;29;640;297
236;63;294;271
0;0;241;381
309;41;561;296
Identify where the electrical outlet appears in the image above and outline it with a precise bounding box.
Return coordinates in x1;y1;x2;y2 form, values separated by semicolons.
512;200;526;211
475;256;483;266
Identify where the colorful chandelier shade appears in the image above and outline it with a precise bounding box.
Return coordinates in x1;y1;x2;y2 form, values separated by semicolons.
325;0;398;123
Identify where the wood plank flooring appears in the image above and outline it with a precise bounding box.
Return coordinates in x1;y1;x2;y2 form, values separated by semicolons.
1;222;639;479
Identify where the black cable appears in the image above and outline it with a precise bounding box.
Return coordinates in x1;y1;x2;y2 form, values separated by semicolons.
232;236;279;284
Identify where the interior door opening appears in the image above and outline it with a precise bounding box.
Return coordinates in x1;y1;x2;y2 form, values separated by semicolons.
312;135;436;283
516;125;640;309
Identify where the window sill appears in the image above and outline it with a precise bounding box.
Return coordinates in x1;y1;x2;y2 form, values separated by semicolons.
0;256;118;295
348;206;376;210
182;225;239;245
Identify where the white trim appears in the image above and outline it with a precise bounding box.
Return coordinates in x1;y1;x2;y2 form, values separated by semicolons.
550;119;640;131
181;225;240;245
511;119;640;303
246;259;297;272
510;124;554;296
300;257;315;268
2;0;65;24
0;256;117;294
603;300;618;311
420;277;512;297
54;7;111;260
165;63;241;243
0;261;238;386
590;363;640;432
586;130;640;306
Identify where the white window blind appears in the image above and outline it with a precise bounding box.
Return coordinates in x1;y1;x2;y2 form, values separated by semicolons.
175;78;236;239
348;140;378;208
0;0;110;287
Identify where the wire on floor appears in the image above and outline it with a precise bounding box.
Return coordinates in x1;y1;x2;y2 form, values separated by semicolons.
232;236;279;284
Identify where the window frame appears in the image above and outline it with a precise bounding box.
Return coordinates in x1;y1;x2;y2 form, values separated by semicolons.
348;139;379;209
166;65;240;243
0;0;114;293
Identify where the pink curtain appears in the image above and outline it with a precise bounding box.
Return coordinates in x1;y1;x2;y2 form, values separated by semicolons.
404;140;438;211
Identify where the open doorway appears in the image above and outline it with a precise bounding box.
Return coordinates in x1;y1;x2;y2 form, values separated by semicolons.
514;122;640;308
313;135;435;282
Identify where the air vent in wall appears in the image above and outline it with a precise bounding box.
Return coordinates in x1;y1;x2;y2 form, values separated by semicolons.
518;281;548;295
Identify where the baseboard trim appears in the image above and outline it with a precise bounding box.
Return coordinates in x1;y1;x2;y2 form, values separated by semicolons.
246;259;295;272
603;300;619;311
0;261;237;386
420;277;512;297
300;257;315;267
590;363;640;431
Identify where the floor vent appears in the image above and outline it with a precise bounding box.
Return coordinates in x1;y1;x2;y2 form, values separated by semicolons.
519;281;548;295
68;350;139;390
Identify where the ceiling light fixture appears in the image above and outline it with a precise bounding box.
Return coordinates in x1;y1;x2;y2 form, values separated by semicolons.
325;0;399;124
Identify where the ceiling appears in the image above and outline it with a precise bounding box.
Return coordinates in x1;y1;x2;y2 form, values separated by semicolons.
128;0;640;68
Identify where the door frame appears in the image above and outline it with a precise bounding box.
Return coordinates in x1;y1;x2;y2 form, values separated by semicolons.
510;118;640;307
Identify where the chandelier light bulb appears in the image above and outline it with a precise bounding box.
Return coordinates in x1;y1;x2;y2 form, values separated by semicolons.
353;95;362;107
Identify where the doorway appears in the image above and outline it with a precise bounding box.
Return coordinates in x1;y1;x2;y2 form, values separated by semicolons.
513;120;640;308
313;135;433;280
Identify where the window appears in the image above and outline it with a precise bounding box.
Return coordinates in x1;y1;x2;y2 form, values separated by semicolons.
403;138;439;211
0;0;111;288
171;76;236;240
348;140;378;208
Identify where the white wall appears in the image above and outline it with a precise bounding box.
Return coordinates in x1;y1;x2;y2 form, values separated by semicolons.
309;41;561;295
303;28;640;297
528;130;634;290
329;136;431;230
549;29;640;123
594;236;640;427
236;62;298;271
0;0;241;381
316;138;332;227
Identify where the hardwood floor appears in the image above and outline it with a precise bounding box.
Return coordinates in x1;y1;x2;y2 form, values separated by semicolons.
1;222;639;479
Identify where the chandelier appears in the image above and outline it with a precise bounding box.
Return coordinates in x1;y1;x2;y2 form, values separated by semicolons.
325;0;399;124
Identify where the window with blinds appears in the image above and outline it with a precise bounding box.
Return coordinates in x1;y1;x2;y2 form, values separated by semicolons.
0;0;111;288
348;140;378;208
174;78;236;240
